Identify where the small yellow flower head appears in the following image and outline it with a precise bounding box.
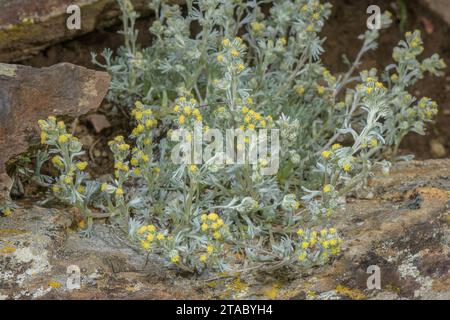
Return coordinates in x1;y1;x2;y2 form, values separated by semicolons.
156;233;165;241
116;187;124;196
51;156;63;167
296;229;304;236
251;21;265;32
320;229;328;237
342;163;351;172
135;101;143;109
391;73;398;82
40;132;47;144
146;234;154;242
52;185;60;193
77;185;85;194
136;124;145;134
207;244;214;254
201;214;208;222
331;143;342;151
231;49;239;57
183;106;191;115
213;231;221;239
211;222;219;230
329;228;337;234
173;105;180;113
133;168;140;175
201;223;209;232
152;167;161;174
178;115;185;125
147;225;156;232
188;164;198;173
370;138;378;148
217;54;224;63
295;85;305;95
222;38;230;46
134;111;143;120
323;184;332;193
100;183;108;192
171;255;180;263
208;212;218;221
58;134;69;144
298;252;307;261
322;240;330;249
366;87;373;94
329;239;337;246
242;106;249;114
200;255;207;263
237;63;245;72
316;85;325;94
321;150;331;159
130;158;139;166
76;161;88;171
137;226;147;234
301;241;309;249
64;176;73;185
57;121;65;129
141;240;150;250
306;24;315;32
245;97;254;105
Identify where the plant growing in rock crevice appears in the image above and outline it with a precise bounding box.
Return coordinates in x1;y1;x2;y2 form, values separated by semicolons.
31;0;446;273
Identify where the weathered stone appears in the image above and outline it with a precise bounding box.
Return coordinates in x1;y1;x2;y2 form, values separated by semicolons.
0;159;448;299
86;113;111;133
421;0;450;26
0;62;110;203
0;0;185;62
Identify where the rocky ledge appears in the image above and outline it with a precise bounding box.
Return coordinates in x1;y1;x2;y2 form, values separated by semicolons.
0;159;449;300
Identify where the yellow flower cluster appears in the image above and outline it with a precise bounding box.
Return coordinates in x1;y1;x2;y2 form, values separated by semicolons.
172;96;203;127
200;212;227;240
296;227;342;262
250;21;265;33
131;101;157;140
137;224;165;249
218;37;247;74
108;136;132;181
240;103;273;132
38;116;79;147
416;96;438;120
357;76;386;96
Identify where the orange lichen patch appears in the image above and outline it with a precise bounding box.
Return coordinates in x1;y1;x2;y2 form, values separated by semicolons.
0;246;16;254
48;280;61;289
335;285;366;300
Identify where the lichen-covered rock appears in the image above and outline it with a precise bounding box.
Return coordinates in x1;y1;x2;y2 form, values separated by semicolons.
0;159;449;300
0;62;110;203
0;0;184;62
